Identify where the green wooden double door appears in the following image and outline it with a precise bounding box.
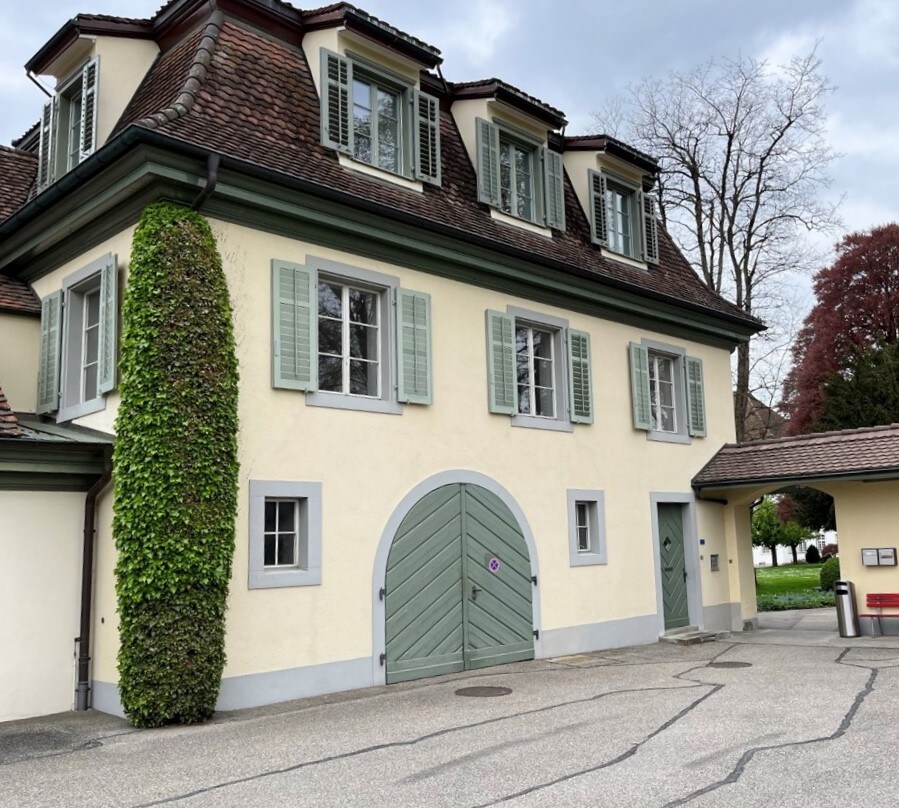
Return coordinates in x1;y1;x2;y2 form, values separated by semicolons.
385;484;534;684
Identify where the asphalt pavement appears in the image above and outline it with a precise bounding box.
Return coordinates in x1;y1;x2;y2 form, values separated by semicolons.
3;609;899;807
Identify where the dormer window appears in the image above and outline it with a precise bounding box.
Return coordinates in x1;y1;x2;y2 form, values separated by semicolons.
37;58;99;190
589;169;659;264
476;118;565;231
320;50;441;185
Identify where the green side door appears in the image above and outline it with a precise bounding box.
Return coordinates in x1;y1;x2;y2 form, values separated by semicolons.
658;503;690;630
385;484;534;683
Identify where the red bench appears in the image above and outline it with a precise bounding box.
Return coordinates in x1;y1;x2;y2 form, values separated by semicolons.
861;593;899;635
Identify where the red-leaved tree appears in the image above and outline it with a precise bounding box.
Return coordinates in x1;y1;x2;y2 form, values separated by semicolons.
782;224;899;434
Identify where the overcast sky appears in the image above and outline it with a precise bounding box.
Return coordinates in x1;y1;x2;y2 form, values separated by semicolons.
3;0;898;284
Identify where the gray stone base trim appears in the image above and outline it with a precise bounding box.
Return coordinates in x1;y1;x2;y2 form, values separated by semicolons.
91;680;125;718
861;615;899;637
703;602;743;632
539;614;659;658
742;617;759;631
215;657;372;711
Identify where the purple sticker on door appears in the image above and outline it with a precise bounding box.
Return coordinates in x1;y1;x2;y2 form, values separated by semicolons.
488;557;501;573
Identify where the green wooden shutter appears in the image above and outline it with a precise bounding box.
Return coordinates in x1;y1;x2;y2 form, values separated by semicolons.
589;170;608;246
79;58;100;162
272;260;317;391
97;256;117;395
38;98;57;189
486;310;515;414
641;191;660;264
568;330;593;424
628;342;651;431
543;148;566;230
476;118;500;207
685;356;707;437
413;90;441;185
37;290;63;414
321;50;352;153
397;288;432;404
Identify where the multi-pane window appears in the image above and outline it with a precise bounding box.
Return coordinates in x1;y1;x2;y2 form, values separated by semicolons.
318;280;380;397
352;76;401;174
648;353;677;433
499;138;535;221
263;499;298;567
66;88;83;172
606;182;633;256
515;324;555;417
80;289;100;403
575;502;592;552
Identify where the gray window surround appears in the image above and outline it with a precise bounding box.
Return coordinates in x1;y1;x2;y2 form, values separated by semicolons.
567;489;607;566
57;254;113;423
306;257;402;415
507;306;572;433
641;337;690;445
601;169;643;262
249;480;323;589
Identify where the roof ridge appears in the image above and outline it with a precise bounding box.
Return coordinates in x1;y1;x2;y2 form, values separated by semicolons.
135;9;224;130
724;422;899;451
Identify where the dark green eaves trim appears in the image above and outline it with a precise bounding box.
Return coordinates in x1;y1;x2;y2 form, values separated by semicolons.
0;127;761;350
694;469;899;498
0;439;112;492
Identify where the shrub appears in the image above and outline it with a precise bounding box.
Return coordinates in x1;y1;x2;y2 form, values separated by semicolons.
820;557;841;592
805;544;821;564
113;202;239;727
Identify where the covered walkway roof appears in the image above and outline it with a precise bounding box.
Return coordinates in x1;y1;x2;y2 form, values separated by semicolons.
692;423;899;497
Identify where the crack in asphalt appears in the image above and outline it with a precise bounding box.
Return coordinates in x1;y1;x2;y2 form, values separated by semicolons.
132;652;726;807
659;647;880;807
0;729;138;769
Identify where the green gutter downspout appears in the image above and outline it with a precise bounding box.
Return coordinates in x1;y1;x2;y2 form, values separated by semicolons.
75;451;112;712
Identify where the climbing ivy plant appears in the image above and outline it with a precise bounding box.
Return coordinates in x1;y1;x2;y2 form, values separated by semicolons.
113;202;239;727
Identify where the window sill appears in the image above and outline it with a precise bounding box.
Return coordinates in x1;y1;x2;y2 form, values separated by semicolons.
489;208;553;237
57;396;106;424
600;248;647;270
570;551;607;567
511;414;573;433
306;390;402;415
249;568;321;589
645;429;691;445
337;154;424;193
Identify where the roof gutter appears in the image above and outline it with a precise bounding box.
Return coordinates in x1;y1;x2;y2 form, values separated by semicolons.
75;450;112;712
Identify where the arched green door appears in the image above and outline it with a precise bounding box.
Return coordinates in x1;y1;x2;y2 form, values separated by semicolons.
385;484;534;684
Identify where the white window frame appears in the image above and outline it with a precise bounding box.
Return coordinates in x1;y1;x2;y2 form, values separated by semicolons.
515;323;556;419
605;178;637;258
307;259;401;415
58;256;111;422
497;125;543;224
642;338;690;445
567;490;607;566
249;480;323;589
507;306;571;432
349;63;409;175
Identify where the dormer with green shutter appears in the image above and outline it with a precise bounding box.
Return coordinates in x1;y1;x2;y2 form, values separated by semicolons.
450;79;567;235
301;5;443;189
27;15;159;192
563;135;660;268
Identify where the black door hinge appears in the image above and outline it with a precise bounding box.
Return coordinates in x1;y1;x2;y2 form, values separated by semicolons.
379;653;386;666
533;629;539;639
379;586;386;600
531;575;538;586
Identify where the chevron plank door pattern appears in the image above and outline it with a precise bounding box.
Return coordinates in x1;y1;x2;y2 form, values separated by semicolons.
657;503;690;629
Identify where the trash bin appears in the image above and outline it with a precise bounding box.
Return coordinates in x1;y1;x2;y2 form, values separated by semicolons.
834;580;860;638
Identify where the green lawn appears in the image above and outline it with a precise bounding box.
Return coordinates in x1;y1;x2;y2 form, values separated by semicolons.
755;563;835;611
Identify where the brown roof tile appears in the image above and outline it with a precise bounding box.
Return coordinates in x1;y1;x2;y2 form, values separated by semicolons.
111;18;754;327
0;146;37;222
0;386;21;438
0;274;40;314
451;78;567;128
693;424;899;490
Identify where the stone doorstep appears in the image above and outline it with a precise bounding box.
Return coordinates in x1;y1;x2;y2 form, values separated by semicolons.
659;628;729;645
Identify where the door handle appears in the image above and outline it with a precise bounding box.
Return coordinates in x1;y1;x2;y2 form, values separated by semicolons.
471;585;482;601
683;569;688;582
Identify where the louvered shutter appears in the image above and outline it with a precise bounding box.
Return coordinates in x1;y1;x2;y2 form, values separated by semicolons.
79;58;100;163
37;291;63;414
543;148;566;230
641;191;660;264
97;256;117;394
476;118;500;207
413;90;441;185
589;170;608;246
685;356;707;437
628;342;651;431
486;310;515;414
568;330;593;424
396;288;432;404
37;98;57;190
321;50;352;153
272;260;317;391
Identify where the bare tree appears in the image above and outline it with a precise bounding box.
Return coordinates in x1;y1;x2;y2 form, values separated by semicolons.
596;50;840;440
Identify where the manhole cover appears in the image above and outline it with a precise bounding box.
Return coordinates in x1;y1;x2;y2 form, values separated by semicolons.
455;686;512;697
708;661;752;669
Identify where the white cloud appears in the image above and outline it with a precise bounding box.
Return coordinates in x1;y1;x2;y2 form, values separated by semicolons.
436;0;516;67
